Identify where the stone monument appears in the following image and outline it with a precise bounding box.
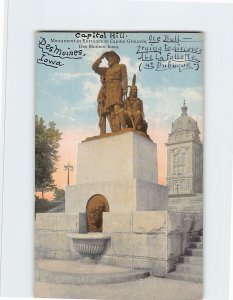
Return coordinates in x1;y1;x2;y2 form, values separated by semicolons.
35;53;203;282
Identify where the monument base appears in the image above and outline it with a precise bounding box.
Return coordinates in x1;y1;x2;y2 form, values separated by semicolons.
66;179;167;213
65;130;168;214
98;211;203;276
35;210;203;277
36;131;200;278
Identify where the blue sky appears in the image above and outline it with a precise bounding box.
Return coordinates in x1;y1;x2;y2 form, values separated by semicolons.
36;31;203;133
35;31;203;188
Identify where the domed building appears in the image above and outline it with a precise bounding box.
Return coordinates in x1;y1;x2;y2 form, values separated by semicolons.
166;101;203;211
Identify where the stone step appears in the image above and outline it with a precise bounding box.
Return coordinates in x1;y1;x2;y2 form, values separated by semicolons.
179;255;203;265
166;271;202;284
175;263;202;275
189;242;203;249
167;229;203;283
36;259;150;285
194;236;203;242
185;248;203;257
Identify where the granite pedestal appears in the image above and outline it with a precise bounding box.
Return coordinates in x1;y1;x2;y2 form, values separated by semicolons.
65;130;167;213
37;131;201;278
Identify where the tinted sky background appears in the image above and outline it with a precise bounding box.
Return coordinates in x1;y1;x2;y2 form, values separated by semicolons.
35;31;203;199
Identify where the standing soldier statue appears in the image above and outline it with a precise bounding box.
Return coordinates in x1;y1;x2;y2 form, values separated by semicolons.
92;51;128;134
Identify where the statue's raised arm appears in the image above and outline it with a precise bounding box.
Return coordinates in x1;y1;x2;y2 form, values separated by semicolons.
92;54;108;76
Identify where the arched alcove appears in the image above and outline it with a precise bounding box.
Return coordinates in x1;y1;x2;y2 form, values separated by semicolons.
86;194;109;232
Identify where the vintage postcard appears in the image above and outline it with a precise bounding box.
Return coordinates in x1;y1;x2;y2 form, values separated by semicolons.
35;31;203;299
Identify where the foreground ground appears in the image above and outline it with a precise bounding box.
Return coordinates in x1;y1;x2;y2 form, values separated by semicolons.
35;276;202;300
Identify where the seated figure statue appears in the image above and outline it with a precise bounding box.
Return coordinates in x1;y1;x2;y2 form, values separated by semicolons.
124;75;148;134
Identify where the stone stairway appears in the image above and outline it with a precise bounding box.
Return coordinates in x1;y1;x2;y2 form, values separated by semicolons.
167;230;203;283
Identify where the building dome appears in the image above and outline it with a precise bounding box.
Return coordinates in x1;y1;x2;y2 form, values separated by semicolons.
171;101;199;133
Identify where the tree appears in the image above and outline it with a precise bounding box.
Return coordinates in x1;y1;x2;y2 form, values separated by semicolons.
53;187;65;201
35;115;62;199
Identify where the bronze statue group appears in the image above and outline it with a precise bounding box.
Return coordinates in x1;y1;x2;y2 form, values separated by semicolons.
92;51;148;135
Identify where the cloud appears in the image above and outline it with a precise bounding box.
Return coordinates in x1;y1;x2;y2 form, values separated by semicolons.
181;87;203;102
51;71;94;81
53;112;66;119
49;73;100;119
82;78;100;109
136;84;203;131
64;77;100;114
54;112;76;122
120;56;139;81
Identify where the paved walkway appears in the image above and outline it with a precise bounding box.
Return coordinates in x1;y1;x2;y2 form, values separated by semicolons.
35;276;202;300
